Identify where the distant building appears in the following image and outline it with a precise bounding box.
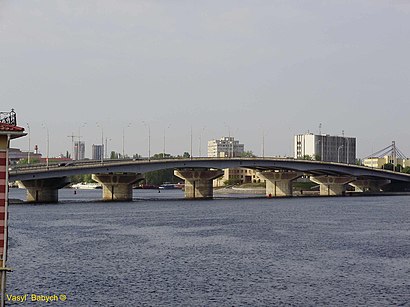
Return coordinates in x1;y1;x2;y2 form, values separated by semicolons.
8;148;42;165
294;133;356;163
92;144;104;160
208;136;244;158
213;168;263;187
363;156;410;169
208;137;261;186
74;141;85;160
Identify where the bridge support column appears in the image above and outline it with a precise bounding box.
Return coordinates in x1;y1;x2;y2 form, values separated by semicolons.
92;173;144;201
310;175;355;196
174;169;224;199
350;179;391;193
257;171;302;197
18;177;70;203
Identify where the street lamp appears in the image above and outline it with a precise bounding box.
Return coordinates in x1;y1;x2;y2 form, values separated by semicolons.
163;124;171;159
262;129;265;159
190;125;193;159
41;123;49;168
77;122;87;160
122;123;132;159
96;123;104;163
198;126;205;157
142;121;151;161
338;145;344;163
26;123;31;164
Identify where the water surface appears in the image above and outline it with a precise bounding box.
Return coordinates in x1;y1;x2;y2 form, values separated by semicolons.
6;189;410;306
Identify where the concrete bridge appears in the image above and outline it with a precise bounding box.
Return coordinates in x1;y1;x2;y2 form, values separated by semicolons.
9;158;410;202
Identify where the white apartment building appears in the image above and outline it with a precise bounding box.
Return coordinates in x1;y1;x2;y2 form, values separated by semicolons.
294;133;356;163
208;136;244;158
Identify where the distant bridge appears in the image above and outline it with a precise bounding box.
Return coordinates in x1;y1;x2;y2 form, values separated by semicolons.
9;157;410;181
9;158;410;202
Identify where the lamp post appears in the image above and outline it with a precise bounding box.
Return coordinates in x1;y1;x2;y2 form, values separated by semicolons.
77;122;87;160
198;126;205;157
122;123;132;159
190;125;193;159
338;145;344;163
96;123;104;163
41;123;49;168
26;123;31;164
262;129;265;159
142;121;151;161
163;124;171;159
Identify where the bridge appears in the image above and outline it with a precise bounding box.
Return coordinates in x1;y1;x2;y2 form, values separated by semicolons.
9;158;410;203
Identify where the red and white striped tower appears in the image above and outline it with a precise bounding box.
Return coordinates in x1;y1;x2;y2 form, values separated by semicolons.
0;110;25;307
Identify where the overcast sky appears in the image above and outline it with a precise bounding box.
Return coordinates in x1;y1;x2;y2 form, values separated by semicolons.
2;0;410;158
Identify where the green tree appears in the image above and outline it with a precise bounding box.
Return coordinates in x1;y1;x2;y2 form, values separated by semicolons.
144;169;178;185
402;166;410;174
70;174;94;184
382;163;394;171
151;153;172;160
241;151;256;158
18;158;40;164
224;179;241;186
110;151;120;159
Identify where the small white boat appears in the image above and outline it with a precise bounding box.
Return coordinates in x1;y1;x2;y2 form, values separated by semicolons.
71;182;102;190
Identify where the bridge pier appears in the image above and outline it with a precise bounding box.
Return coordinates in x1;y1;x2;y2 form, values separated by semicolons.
92;173;144;201
174;169;224;199
18;177;70;203
310;175;355;196
257;171;302;197
350;179;391;193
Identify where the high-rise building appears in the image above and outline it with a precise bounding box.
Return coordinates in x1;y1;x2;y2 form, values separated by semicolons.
74;141;85;160
92;144;104;161
208;136;244;158
294;133;356;163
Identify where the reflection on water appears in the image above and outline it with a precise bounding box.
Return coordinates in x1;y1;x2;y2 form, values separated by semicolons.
6;189;410;306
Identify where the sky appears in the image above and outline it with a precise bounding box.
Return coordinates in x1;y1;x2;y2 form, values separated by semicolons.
1;0;410;159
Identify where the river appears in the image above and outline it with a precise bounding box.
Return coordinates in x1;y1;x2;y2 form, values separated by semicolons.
5;188;410;306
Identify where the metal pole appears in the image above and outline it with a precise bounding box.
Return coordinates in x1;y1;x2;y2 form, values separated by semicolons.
262;130;265;158
338;145;344;163
392;141;397;169
148;125;151;161
321;135;324;162
42;124;49;168
163;124;170;159
199;133;201;157
190;126;193;159
26;123;31;164
101;127;104;163
122;123;131;159
46;128;49;168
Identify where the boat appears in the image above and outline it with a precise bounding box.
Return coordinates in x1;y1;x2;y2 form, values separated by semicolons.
159;182;185;190
71;182;102;190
